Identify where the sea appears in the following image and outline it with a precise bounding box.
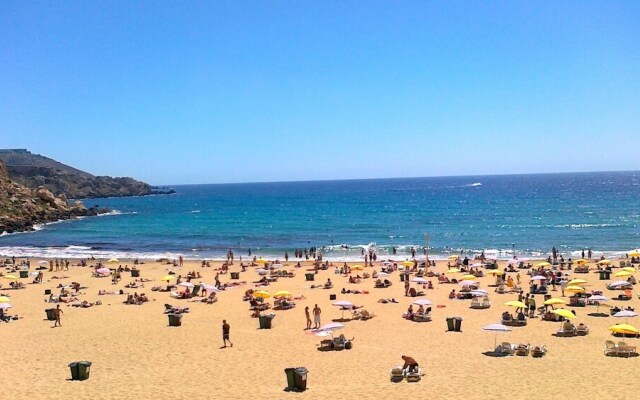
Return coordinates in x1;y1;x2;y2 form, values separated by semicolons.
1;171;639;261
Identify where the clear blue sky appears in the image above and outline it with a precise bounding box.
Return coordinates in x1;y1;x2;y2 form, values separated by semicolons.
1;1;638;184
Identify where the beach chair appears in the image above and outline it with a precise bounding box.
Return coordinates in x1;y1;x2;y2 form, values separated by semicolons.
481;297;491;308
531;345;547;358
514;344;530;356
604;340;621;357
470;297;481;309
390;366;404;383
557;321;577;337
618;342;637;357
576;324;590;336
496;342;515;355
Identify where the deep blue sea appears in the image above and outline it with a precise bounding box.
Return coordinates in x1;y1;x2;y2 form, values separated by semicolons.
1;172;639;261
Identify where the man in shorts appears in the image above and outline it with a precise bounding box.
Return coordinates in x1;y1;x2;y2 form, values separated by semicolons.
222;319;233;348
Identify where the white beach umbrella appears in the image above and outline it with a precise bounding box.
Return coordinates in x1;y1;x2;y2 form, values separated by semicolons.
202;284;219;292
96;268;110;275
411;277;428;284
470;289;489;297
614;310;638;323
412;299;432;306
459;280;477;287
315;322;345;337
377;272;390;277
530;275;547;281
179;282;194;288
589;295;609;302
332;300;355;319
0;303;12;309
609;280;631;288
255;268;268;275
483;323;512;349
332;300;355;309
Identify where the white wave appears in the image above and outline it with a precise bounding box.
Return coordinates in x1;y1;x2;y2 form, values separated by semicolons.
189;210;201;214
468;182;482;187
96;210;137;217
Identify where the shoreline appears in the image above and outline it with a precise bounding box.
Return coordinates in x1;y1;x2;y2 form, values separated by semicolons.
0;244;626;262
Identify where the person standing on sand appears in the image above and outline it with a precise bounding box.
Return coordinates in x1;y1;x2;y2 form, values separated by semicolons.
222;319;233;348
313;304;321;329
53;304;63;327
305;306;312;330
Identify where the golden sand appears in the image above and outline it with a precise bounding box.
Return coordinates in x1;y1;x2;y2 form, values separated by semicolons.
0;258;636;399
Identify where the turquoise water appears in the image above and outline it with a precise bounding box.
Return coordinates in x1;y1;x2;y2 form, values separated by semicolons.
1;171;639;260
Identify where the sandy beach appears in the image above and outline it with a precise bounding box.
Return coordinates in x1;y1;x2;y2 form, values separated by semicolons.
1;256;639;400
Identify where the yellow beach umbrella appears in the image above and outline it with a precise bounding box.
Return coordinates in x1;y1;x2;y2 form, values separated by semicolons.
161;275;175;281
565;285;585;293
273;290;291;298
462;274;476;281
504;300;527;308
445;268;460;274
486;270;502;275
567;279;588;286
253;290;271;299
535;261;551;268
609;324;640;335
628;250;640;257
2;275;18;280
614;271;632;278
552;309;576;319
448;255;459;260
107;258;119;263
622;267;636;273
350;265;364;271
0;296;10;303
597;259;612;265
544;298;566;306
574;259;589;265
256;258;268;264
401;261;414;267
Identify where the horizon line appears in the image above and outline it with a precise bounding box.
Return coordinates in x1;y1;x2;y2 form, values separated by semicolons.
157;168;640;187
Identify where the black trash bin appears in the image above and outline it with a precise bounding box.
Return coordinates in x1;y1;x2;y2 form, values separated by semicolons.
45;308;56;321
131;269;140;277
329;294;337;301
230;272;240;280
454;317;463;332
259;315;273;329
168;314;182;327
400;274;407;282
68;361;92;381
305;273;315;281
44;289;52;295
19;270;29;278
284;368;297;389
446;317;455;331
294;367;308;391
599;270;610;280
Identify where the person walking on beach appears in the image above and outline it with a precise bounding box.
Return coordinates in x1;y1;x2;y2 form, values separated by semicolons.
404;279;411;296
313;304;321;329
222;319;233;348
53;304;63;327
587;249;592;260
305;306;312;330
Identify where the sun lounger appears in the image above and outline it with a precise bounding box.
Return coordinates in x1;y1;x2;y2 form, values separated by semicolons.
531;345;547;357
515;344;530;356
576;324;590;336
556;322;577;337
496;342;515;355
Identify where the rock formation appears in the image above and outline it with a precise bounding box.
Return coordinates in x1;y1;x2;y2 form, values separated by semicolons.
0;160;108;234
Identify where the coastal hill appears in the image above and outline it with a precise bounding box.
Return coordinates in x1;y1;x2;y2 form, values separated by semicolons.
0;159;107;233
0;149;174;199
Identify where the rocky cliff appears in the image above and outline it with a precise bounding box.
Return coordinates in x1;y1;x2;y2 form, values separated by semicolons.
0;149;174;199
0;160;107;234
